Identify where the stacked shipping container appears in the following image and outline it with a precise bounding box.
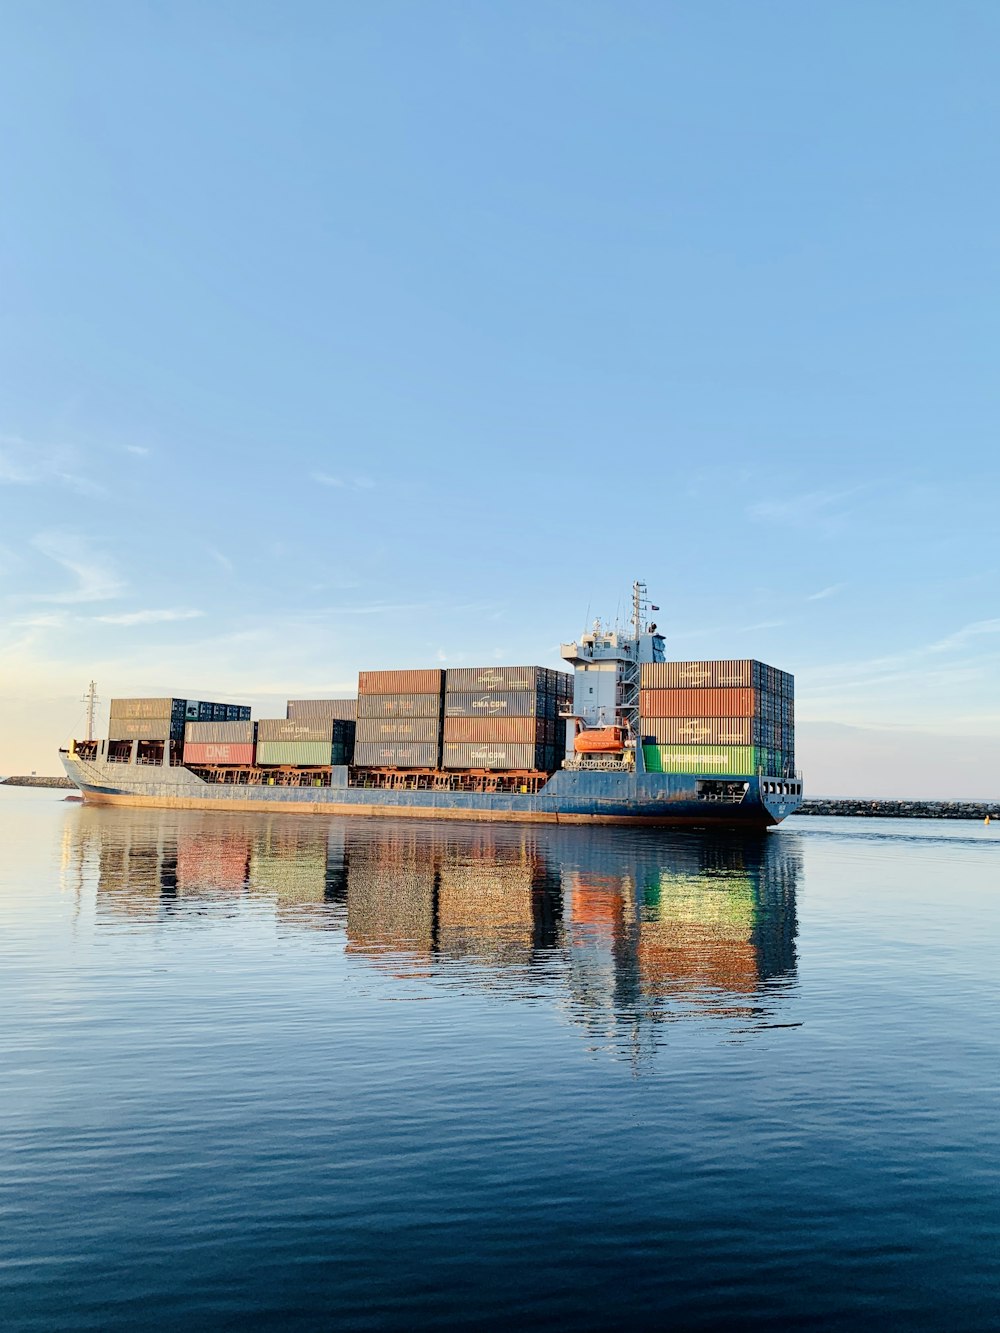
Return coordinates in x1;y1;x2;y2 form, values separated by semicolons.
256;717;355;766
286;699;358;722
183;720;256;766
110;698;251;743
354;669;443;768
639;661;794;777
441;666;572;771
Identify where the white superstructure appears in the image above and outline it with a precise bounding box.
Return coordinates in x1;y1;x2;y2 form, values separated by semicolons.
559;582;665;745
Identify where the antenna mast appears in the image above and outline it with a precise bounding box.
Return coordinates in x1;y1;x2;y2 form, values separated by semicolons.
632;580;646;640
618;581;649;742
82;680;99;743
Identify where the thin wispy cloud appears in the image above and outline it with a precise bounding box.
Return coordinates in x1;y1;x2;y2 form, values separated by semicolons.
306;597;502;620
806;583;846;602
0;434;105;497
316;601;432;617
747;487;865;533
798;616;1000;723
94;608;205;626
927;618;1000;655
311;472;377;490
306;578;363;593
125;445;150;457
206;546;234;573
810;616;1000;681
29;531;125;604
662;618;785;641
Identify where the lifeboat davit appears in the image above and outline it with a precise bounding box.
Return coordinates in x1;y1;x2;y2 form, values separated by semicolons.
573;725;626;755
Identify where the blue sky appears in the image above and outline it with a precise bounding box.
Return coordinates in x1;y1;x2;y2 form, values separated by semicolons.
1;1;998;795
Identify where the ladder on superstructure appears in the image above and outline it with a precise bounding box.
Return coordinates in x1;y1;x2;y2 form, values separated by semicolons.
617;580;647;743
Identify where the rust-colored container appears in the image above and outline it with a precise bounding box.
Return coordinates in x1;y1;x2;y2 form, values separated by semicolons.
444;691;540;718
640;660;765;690
358;669;443;695
183;742;256;765
184;721;255;745
442;717;544;744
357;693;442;720
353;741;439;768
639;687;756;718
445;665;566;693
356;717;440;743
442;741;544;771
110;697;176;719
257;717;336;743
286;698;357;721
643;717;763;746
108;718;172;741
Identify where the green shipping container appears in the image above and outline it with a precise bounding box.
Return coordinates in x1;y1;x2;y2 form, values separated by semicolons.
643;744;753;774
642;745;793;775
256;740;336;766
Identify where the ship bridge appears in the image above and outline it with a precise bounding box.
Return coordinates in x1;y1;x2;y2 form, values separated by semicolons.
560;582;665;737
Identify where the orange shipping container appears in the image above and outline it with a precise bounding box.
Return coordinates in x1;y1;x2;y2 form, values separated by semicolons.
358;693;441;719
443;716;544;744
641;660;761;690
357;669;443;696
642;718;767;745
639;687;756;718
356;717;440;743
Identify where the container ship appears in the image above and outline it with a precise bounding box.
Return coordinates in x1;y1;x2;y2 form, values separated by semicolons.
61;584;804;828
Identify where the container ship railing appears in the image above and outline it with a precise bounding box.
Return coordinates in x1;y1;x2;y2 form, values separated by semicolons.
183;764;552;795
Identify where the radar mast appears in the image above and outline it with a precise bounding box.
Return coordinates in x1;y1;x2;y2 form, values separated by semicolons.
82;680;99;743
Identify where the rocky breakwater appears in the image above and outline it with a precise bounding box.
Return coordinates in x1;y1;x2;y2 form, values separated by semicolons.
799;798;1000;820
0;776;75;789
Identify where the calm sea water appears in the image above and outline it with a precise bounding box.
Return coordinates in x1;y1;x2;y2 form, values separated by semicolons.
1;789;997;1331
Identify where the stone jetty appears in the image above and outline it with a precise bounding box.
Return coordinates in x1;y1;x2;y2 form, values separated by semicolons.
799;798;999;820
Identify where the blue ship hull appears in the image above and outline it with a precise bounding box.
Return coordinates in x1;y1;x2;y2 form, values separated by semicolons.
61;752;803;828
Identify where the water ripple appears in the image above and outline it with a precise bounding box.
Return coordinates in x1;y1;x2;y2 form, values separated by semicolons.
0;791;997;1329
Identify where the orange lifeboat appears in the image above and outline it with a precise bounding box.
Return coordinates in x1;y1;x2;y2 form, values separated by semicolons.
573;725;626;755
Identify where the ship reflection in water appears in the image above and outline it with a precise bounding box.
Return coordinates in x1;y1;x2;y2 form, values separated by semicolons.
65;810;800;1051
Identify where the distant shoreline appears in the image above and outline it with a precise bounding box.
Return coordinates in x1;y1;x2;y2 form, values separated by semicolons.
0;776;75;789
